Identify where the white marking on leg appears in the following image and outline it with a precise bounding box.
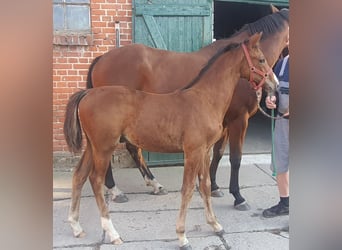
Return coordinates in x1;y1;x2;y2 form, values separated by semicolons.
177;232;189;247
214;222;223;233
68;211;84;237
144;176;164;194
110;186;124;200
101;217;122;244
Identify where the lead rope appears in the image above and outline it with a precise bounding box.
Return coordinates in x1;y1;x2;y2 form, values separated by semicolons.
271;109;277;176
256;90;278;176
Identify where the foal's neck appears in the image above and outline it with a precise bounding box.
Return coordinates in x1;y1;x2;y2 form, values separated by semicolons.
191;47;245;116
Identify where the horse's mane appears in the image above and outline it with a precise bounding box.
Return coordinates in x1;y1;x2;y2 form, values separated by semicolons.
235;8;289;40
181;9;289;91
181;41;242;90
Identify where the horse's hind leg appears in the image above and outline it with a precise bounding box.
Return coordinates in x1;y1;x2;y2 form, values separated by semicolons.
104;161;129;203
228;117;250;211
68;147;92;238
125;142;167;195
89;150;122;244
199;152;224;235
210;128;229;197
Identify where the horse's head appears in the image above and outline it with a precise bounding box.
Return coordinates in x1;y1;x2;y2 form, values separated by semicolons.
241;32;278;98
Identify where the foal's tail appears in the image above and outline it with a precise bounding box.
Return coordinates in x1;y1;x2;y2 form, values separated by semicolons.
63;89;89;153
86;56;102;89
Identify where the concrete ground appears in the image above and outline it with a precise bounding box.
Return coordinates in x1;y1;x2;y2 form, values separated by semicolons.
53;155;289;250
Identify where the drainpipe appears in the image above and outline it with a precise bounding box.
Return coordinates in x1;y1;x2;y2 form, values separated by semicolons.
115;21;120;47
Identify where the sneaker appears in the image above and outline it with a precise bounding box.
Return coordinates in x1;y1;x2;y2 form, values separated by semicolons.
262;202;289;218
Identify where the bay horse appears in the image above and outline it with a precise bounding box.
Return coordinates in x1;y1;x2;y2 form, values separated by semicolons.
64;33;278;249
87;7;289;210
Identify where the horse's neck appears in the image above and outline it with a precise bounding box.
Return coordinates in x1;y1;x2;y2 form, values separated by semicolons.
199;32;248;57
260;34;287;67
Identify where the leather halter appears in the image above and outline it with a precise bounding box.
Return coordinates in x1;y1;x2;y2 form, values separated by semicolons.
241;43;271;90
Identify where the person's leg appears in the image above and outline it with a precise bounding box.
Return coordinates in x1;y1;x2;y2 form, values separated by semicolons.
263;171;289;218
277;171;289;197
263;118;289;218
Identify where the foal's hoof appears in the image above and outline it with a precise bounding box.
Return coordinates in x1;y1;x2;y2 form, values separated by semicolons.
150;187;168;195
215;229;225;237
111;238;123;245
113;193;129;203
211;189;224;197
180;243;192;250
234;201;251;211
75;231;86;238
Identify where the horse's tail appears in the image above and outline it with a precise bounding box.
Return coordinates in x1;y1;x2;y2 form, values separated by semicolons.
63;89;89;153
86;55;102;89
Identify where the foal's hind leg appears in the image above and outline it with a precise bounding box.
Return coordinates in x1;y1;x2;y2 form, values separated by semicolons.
89;150;122;244
210;127;229;197
125;142;167;195
68;147;92;238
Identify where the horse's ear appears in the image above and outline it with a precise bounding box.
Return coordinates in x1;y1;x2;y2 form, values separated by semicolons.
270;4;279;13
248;32;263;46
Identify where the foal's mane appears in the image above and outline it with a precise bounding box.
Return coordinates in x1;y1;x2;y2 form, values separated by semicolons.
236;8;289;40
181;41;242;90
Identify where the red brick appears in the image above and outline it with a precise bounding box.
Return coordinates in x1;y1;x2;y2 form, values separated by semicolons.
53;0;133;153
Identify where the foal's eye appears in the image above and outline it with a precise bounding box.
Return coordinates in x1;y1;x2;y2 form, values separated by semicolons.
259;58;265;63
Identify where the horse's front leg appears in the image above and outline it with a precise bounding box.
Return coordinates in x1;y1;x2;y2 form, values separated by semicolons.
104;161;129;203
228;117;250;211
210;127;229;197
199;152;224;235
90;151;123;244
125;142;167;195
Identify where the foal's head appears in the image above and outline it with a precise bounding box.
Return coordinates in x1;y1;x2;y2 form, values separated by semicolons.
240;32;278;97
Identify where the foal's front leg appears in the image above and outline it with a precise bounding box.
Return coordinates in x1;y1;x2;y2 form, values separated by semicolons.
176;159;197;250
199;153;224;235
176;150;223;250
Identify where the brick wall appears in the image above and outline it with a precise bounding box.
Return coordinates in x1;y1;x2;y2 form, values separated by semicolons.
53;0;133;164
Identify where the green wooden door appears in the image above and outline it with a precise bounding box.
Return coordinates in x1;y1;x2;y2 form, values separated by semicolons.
217;0;288;7
133;0;213;166
133;0;212;51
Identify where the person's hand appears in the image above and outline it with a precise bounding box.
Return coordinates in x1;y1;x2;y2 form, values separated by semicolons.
265;95;277;109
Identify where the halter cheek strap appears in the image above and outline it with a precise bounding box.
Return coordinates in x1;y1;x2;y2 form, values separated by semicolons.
241;43;271;90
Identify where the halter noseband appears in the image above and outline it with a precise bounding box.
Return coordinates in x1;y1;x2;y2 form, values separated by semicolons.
241;43;271;90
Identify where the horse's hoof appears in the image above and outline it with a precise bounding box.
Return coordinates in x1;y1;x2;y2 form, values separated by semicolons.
215;229;225;237
150;187;168;195
180;243;192;250
234;201;251;211
112;237;123;245
75;231;86;238
113;193;129;203
211;189;224;197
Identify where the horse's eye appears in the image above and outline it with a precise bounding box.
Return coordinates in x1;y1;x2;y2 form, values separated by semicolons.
259;58;265;64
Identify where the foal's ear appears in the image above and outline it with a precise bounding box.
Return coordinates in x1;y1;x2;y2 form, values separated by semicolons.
249;32;263;47
270;4;279;13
